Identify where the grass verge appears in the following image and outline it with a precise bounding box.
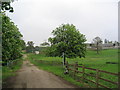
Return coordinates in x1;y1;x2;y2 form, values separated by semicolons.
2;57;23;85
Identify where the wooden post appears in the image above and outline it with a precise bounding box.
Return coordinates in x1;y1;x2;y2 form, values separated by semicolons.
41;60;42;63
82;65;85;81
73;62;76;79
52;61;53;65
73;62;78;80
51;61;52;65
118;72;120;89
97;42;99;54
63;52;66;66
64;61;68;74
66;61;68;69
75;62;78;72
66;61;69;74
75;62;78;80
96;69;99;88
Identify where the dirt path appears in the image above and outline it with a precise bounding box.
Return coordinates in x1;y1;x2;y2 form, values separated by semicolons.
4;58;77;88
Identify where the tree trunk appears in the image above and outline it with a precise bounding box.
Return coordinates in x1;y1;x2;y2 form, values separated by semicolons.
63;52;66;66
97;42;99;54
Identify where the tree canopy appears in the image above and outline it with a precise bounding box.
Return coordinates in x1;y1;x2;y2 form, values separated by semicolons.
93;36;102;54
2;14;24;63
40;42;50;46
47;24;86;58
0;0;15;13
26;41;34;53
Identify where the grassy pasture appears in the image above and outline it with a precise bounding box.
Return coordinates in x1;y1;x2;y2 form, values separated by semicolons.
30;49;118;72
29;49;119;88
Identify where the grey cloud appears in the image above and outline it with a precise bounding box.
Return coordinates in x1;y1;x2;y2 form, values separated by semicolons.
7;0;118;45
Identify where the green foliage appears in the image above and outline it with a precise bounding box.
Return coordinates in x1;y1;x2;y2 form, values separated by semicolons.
40;42;49;46
20;39;26;50
26;41;34;53
28;49;118;73
104;39;108;44
47;24;87;58
93;36;103;54
1;0;15;13
34;46;40;51
2;14;24;64
2;59;23;81
39;47;48;55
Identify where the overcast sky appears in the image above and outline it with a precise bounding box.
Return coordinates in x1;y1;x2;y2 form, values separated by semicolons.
7;0;119;46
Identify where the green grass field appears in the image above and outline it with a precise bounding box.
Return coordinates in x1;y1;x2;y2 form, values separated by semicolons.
28;49;119;88
29;49;118;72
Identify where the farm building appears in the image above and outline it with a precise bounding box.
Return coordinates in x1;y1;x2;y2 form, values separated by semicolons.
85;43;120;49
35;51;40;54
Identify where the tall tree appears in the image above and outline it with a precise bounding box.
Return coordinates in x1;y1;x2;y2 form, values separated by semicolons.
2;14;24;64
108;40;113;43
21;39;26;50
0;0;15;13
34;46;40;51
40;42;50;46
26;41;34;53
47;24;86;64
104;39;108;44
93;37;102;54
27;41;34;47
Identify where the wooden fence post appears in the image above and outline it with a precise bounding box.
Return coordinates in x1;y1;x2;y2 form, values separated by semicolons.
75;62;78;72
63;61;69;74
82;65;85;81
66;61;68;69
50;61;52;65
96;69;99;88
118;72;120;90
73;62;78;80
52;61;53;65
40;60;42;63
75;62;78;80
73;62;75;79
66;61;69;74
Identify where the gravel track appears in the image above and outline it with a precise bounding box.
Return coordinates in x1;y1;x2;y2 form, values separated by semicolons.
4;58;78;88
